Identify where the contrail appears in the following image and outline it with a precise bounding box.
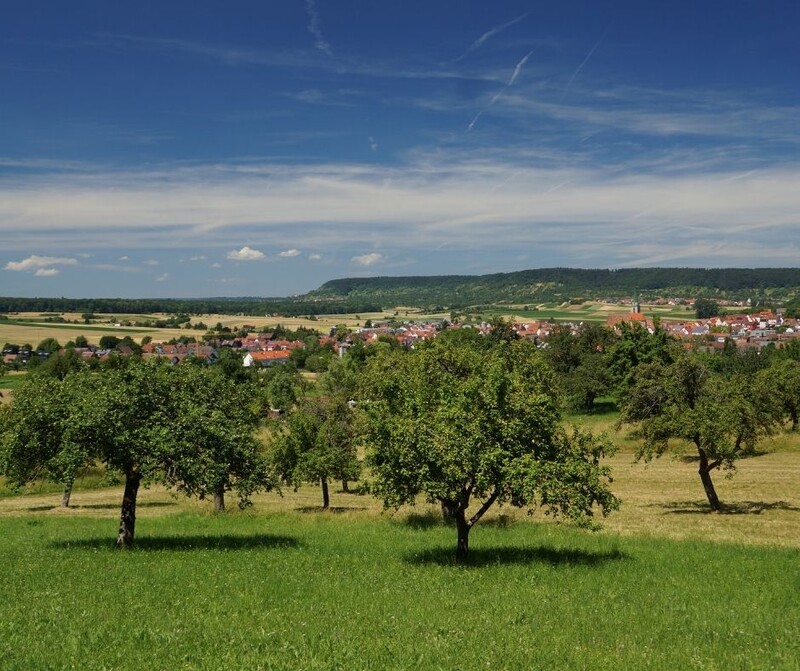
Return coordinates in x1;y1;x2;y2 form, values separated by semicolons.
508;50;533;85
467;50;534;131
563;33;606;97
467;111;483;132
451;12;530;62
306;0;333;56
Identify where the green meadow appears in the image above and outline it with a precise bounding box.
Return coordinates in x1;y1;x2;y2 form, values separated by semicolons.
1;499;799;670
1;357;799;669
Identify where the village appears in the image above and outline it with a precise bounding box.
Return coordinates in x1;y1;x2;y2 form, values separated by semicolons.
4;298;799;370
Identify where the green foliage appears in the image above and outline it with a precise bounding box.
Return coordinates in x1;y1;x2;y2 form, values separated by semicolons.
544;323;616;412
758;359;800;431
98;335;120;350
265;365;301;412
362;337;618;557
0;374;95;498
0;361;272;542
269;396;360;506
0;296;382;317
694;297;719;318
607;321;678;400
618;355;781;509
35;337;61;354
309;267;800;308
30;349;86;380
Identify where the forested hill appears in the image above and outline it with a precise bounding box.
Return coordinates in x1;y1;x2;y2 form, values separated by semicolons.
308;268;800;308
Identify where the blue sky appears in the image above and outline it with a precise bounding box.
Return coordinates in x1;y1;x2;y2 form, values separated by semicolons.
2;1;799;298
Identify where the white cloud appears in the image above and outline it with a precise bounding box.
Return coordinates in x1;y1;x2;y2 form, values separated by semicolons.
305;0;333;56
4;255;78;271
211;262;222;268
155;273;169;282
35;268;60;277
2;152;800;268
368;137;378;152
352;253;385;266
226;246;265;261
119;255;130;260
309;253;322;261
189;255;207;261
278;248;301;257
142;259;159;266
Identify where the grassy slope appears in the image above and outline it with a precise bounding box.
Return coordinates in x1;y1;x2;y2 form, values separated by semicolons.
0;511;798;670
1;413;799;669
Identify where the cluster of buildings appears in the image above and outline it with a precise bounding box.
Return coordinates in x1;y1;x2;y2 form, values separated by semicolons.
5;303;800;371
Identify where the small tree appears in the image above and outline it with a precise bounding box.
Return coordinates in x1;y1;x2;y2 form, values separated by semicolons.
0;374;94;507
758;360;800;431
361;337;618;560
1;360;272;546
695;298;719;319
270;396;360;508
619;355;780;511
36;337;61;354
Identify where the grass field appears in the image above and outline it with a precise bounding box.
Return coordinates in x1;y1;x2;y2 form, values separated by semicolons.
0;509;797;670
1;418;799;669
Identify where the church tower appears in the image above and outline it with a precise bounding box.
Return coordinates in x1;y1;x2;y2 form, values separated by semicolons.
631;289;641;314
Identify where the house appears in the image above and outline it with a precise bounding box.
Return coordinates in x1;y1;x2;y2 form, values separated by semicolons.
245;350;292;367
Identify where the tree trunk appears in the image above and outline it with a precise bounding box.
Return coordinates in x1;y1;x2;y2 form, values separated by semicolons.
341;479;350;493
61;482;73;508
454;509;470;561
440;500;456;525
321;476;330;509
117;470;141;549
213;483;225;512
698;448;722;512
791;410;798;432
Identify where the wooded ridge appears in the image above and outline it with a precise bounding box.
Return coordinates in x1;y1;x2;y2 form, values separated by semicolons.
308;267;800;307
2;267;800;313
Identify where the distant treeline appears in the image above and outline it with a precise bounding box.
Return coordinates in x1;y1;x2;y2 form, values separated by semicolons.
310;267;800;307
4;268;800;314
0;297;382;317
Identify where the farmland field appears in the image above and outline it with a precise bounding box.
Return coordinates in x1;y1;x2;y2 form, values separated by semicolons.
0;308;449;347
0;301;694;351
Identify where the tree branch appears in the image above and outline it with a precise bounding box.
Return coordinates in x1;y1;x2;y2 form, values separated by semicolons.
468;490;499;528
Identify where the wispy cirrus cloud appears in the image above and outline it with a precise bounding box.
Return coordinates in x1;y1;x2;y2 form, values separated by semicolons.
2;148;799;268
305;0;333;56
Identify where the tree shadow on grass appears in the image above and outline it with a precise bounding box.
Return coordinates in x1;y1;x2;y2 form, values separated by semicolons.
295;505;367;514
655;500;800;515
405;544;626;568
678;449;770;464
402;511;516;530
584;400;618;416
49;533;300;552
26;501;176;512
